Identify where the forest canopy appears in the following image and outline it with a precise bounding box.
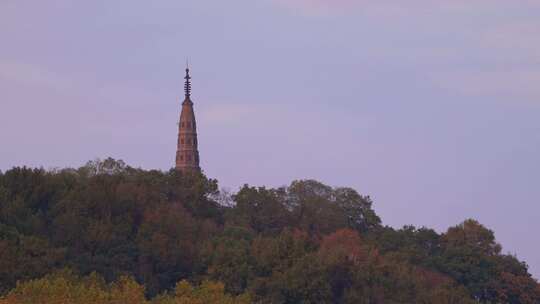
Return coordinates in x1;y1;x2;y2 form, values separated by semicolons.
0;158;539;303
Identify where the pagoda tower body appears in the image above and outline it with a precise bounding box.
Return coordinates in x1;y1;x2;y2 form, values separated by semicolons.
175;67;201;173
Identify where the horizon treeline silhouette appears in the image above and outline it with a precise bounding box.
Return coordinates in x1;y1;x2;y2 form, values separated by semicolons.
0;158;539;303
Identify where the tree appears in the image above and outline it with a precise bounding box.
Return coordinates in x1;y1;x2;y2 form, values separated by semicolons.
439;219;502;301
0;233;65;294
80;158;128;176
136;203;204;295
151;280;250;304
232;185;291;235
285;180;381;235
489;271;540;303
443;219;501;256
333;188;381;232
199;227;254;295
0;270;147;304
287;180;345;235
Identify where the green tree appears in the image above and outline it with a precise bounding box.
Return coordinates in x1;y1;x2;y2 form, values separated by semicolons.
232;185;291;235
199;227;254;295
443;219;502;256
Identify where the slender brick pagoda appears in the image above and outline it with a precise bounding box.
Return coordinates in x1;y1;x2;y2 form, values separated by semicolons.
175;67;200;173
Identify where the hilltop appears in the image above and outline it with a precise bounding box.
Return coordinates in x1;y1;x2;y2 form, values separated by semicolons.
0;158;538;303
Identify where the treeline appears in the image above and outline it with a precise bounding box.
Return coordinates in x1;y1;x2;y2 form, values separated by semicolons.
0;158;538;303
0;270;250;304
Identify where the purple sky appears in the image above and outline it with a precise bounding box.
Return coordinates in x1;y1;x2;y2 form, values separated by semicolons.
1;1;539;278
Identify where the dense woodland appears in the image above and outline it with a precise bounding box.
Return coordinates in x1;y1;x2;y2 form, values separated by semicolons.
0;158;539;303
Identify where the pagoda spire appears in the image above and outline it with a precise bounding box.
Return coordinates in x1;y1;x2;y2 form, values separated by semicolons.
184;65;191;99
175;65;201;173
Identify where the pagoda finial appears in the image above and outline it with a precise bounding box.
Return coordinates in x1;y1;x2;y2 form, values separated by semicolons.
184;63;191;98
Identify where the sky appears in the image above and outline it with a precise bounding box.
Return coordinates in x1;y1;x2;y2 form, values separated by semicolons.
1;0;539;278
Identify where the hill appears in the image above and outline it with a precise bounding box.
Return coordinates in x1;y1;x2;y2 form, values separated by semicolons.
0;158;539;303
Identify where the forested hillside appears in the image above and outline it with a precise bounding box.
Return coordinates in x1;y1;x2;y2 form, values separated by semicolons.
0;158;539;303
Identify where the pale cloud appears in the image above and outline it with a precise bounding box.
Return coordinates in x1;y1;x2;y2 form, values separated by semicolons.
270;0;540;103
432;68;540;101
199;103;275;126
271;0;540;17
481;20;540;63
431;19;540;101
0;61;73;92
